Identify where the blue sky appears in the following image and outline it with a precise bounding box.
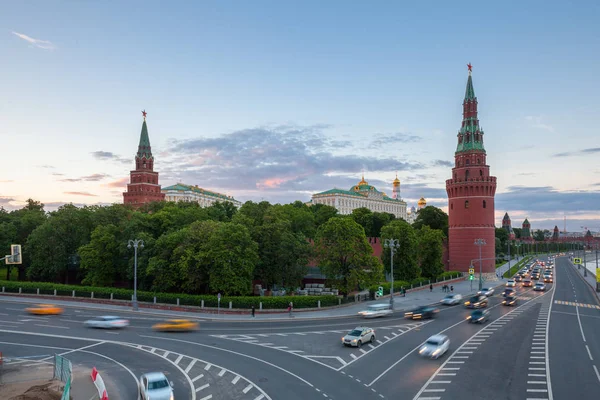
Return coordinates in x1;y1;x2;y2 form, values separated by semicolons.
1;1;599;231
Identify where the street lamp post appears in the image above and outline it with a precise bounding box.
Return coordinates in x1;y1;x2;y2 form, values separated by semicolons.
127;239;144;311
474;239;486;290
507;240;511;275
384;239;400;310
583;242;588;277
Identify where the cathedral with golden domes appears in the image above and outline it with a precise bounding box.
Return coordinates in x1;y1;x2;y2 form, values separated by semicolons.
309;174;410;220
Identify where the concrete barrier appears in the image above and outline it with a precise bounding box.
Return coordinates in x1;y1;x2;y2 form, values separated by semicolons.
91;367;109;400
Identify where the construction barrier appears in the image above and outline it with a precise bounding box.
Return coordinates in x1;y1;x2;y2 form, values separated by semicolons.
91;367;108;400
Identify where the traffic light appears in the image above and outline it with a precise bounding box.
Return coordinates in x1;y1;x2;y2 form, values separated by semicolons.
376;286;384;297
5;244;22;265
469;274;474;280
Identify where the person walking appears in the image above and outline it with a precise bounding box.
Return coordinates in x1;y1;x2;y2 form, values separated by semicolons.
251;305;255;318
450;285;454;293
288;302;293;317
429;284;433;292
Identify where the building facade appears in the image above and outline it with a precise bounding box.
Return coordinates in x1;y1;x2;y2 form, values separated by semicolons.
310;175;408;220
162;183;242;208
446;65;497;273
123;111;165;207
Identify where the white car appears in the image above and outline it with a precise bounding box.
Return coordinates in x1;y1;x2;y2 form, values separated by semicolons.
440;294;463;305
84;316;129;329
506;280;516;287
342;327;375;348
419;334;450;359
139;372;174;400
477;287;494;297
358;304;393;318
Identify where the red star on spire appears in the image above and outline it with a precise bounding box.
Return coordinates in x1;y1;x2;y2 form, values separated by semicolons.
142;110;147;118
467;63;473;72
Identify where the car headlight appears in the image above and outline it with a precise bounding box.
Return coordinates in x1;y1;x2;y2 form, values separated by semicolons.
419;347;426;354
467;316;471;319
465;302;470;305
432;349;440;355
352;339;357;342
170;394;174;400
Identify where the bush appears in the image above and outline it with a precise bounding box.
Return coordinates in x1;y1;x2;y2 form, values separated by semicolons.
0;280;337;310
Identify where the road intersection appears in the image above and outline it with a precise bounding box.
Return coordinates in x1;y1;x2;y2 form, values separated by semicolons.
1;256;599;399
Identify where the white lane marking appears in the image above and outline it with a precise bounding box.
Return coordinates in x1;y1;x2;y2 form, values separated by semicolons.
232;375;241;384
204;363;212;370
527;381;547;384
575;305;587;342
384;336;391;340
195;383;209;392
529;374;546;377
359;349;367;354
527;389;548;392
424;389;446;392
437;373;456;376
254;395;265;400
175;354;183;365
185;359;197;373
199;395;212;400
192;374;204;383
218;368;226;377
430;381;451;384
34;324;68;329
350;354;358;360
243;384;254;394
593;365;600;383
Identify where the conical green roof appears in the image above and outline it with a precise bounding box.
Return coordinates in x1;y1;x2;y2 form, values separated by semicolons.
464;74;475;101
136;119;153;159
455;70;485;154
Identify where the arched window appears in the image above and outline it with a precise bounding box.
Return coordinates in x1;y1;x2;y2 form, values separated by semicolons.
465;200;469;209
477;158;480;164
143;162;147;169
454;173;457;181
483;200;487;208
451;203;453;210
479;170;483;177
466;159;470;165
465;170;470;180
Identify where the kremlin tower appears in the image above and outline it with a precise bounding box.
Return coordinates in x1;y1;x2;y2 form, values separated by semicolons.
392;173;401;200
446;64;497;273
123;111;166;207
502;212;516;240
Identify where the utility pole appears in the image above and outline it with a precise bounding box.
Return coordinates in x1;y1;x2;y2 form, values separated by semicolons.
507;241;511;276
127;239;144;311
384;239;400;310
474;239;486;291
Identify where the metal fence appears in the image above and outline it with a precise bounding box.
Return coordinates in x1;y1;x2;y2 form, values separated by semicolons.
54;354;72;400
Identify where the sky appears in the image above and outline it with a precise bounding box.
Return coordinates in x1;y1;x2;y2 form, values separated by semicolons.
1;1;599;231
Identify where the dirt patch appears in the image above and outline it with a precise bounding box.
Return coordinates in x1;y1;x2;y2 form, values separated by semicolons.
0;380;62;400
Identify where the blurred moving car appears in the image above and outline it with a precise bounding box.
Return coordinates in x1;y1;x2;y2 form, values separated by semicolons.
342;327;375;347
477;287;494;297
404;306;439;319
84;316;129;329
139;372;174;400
25;304;63;315
523;280;533;287
534;282;546;292
502;288;516;297
464;295;488;309
467;309;490;323
440;294;463;306
506;280;516;287
419;334;450;359
152;319;199;332
502;295;517;306
544;275;553;283
358;303;393;318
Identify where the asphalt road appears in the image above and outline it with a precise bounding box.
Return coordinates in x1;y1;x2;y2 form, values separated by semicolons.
0;256;579;400
550;256;600;399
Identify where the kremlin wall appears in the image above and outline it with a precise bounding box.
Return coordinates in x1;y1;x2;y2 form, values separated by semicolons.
122;66;503;274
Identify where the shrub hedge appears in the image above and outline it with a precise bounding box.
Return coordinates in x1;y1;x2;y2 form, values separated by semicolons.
0;280;338;310
367;271;463;298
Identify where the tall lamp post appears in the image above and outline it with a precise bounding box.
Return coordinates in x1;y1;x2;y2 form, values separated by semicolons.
474;239;486;290
127;239;144;311
507;240;511;275
384;239;400;310
583;242;588;277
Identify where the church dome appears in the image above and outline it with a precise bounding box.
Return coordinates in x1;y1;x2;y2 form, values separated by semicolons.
418;197;427;207
393;173;400;187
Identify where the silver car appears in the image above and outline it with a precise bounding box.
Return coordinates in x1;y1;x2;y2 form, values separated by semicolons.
139;372;174;400
341;327;375;348
84;316;129;329
477;287;494;297
419;334;450;359
358;304;393;318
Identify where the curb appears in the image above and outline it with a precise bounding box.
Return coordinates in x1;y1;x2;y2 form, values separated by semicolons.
567;258;600;303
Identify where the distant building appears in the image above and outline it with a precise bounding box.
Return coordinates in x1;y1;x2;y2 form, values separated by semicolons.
123;111;166;207
310;175;407;219
521;218;533;240
552;225;560;240
406;197;427;224
502;212;516;240
162;183;242;208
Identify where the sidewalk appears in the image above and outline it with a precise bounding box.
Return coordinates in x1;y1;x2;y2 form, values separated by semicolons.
569;253;600;301
70;367;99;400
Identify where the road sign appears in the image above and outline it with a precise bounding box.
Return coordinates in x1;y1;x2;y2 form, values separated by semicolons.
574;258;582;265
597;269;600;283
469;268;475;275
5;244;22;265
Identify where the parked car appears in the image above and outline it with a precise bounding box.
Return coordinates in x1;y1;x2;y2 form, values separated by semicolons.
358;304;393;318
440;294;463;306
419;334;450;359
342;327;375;348
139;372;174;400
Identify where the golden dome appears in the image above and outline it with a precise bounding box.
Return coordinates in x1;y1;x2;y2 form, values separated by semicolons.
358;173;368;186
393;172;400;186
418;197;427;206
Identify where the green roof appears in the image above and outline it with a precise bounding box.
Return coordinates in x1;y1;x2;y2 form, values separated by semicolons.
455;73;486;154
464;74;475;101
162;183;238;202
313;188;405;203
136;119;153;160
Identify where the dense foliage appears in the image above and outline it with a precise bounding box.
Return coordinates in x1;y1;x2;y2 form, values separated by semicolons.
0;199;451;297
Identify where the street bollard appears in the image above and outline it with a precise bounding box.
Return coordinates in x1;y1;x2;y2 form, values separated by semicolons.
153;296;156;304
229;301;232;309
91;292;94;299
201;300;204;308
54;289;56;296
177;298;180;306
72;290;75;297
110;293;113;300
19;288;21;294
259;302;263;310
318;300;321;308
37;288;39;295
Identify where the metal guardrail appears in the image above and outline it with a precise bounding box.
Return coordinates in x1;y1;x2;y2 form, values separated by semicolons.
54;354;72;400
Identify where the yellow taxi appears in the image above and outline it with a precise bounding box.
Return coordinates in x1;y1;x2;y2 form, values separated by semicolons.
25;304;64;315
152;319;199;332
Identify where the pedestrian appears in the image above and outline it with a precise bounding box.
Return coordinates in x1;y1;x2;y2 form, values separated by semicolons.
288;302;293;317
251;305;255;318
429;284;433;292
450;285;454;293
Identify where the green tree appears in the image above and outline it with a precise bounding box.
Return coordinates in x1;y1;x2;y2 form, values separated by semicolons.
146;227;191;293
0;222;17;279
206;222;258;295
351;208;374;237
371;212;394;237
412;206;448;237
311;204;338;232
381;220;419;281
533;230;545;242
79;224;123;286
417;226;445;278
315;217;383;294
10;199;47;279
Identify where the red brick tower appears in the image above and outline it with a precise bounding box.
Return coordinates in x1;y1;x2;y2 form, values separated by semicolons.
123;111;165;207
446;64;497;273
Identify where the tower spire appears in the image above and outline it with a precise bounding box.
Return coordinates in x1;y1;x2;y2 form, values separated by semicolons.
136;113;153;160
456;64;485;154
